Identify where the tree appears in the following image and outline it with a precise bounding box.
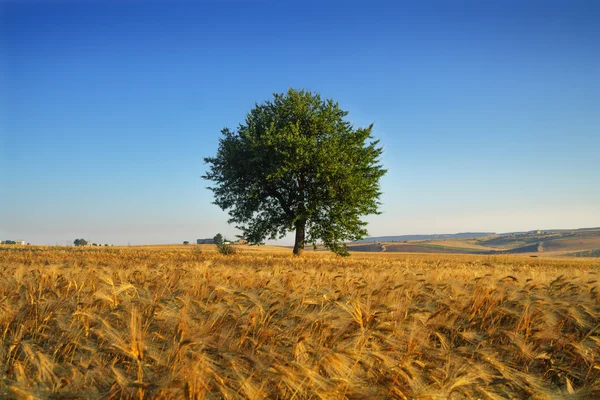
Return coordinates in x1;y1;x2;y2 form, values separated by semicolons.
203;89;386;256
183;241;189;245
216;242;237;255
213;233;224;245
74;238;88;246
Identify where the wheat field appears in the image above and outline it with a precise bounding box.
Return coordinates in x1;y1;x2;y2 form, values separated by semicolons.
1;246;599;399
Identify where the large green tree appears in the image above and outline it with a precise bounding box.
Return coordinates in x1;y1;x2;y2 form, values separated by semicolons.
203;89;386;255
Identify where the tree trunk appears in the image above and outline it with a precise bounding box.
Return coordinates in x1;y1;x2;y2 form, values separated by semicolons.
293;221;306;256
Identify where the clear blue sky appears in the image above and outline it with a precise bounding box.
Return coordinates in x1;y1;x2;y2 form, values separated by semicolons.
1;0;598;245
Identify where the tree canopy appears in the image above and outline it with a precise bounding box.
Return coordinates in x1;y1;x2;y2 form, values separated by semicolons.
203;89;386;255
213;233;224;245
73;238;88;246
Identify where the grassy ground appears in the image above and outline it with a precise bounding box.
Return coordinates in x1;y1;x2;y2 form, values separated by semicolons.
1;246;600;399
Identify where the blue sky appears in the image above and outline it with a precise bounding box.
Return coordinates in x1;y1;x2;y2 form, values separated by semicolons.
1;0;599;245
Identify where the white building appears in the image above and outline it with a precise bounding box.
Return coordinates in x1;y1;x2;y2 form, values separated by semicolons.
1;240;25;245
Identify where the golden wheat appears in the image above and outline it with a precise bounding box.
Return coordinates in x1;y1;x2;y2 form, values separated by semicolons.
0;246;599;399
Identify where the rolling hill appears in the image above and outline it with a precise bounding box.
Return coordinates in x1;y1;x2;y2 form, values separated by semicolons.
354;232;494;243
348;227;600;257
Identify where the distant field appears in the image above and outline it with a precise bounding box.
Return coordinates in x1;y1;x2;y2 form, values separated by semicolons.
348;242;498;255
428;239;498;251
542;236;600;252
1;246;599;398
569;249;600;258
350;228;600;257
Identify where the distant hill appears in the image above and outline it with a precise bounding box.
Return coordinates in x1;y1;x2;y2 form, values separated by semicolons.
348;227;600;257
497;227;600;235
355;232;495;243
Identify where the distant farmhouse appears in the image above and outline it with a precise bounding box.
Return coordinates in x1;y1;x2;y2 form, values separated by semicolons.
75;242;112;247
1;240;26;245
197;238;215;244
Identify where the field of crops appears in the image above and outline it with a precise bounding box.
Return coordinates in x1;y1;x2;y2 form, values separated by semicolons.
1;246;599;399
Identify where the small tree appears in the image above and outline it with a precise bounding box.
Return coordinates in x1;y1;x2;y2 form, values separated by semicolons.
183;241;189;245
74;238;88;246
217;242;237;255
213;233;224;245
204;89;386;256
